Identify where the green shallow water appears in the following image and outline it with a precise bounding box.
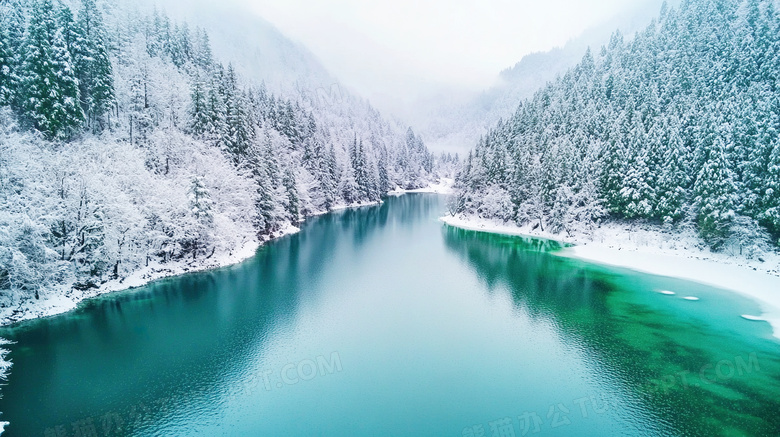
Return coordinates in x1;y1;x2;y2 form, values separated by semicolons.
0;194;778;436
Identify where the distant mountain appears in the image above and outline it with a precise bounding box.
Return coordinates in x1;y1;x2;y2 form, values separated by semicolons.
419;0;678;154
112;0;336;94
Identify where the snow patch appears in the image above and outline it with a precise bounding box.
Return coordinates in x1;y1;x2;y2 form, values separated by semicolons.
327;200;383;212
389;178;455;196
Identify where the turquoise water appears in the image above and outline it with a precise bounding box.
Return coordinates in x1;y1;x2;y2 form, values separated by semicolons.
0;194;778;436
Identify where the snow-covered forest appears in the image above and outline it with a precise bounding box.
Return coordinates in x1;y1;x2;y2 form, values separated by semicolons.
0;0;437;310
454;0;780;253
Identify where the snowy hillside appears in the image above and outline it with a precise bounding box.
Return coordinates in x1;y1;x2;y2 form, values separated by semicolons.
119;0;337;95
452;0;780;257
0;0;439;323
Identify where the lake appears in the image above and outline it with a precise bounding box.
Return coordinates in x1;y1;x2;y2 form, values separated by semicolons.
1;194;778;436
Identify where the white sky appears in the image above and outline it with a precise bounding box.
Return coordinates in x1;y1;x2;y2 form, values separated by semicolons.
240;0;648;112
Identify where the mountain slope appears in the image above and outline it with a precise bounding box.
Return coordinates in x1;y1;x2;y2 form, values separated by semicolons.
0;0;435;323
454;0;780;255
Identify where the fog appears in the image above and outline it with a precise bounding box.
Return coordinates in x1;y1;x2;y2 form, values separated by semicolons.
134;0;669;124
241;0;669;115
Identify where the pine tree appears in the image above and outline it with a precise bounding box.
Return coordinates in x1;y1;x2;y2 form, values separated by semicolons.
351;138;377;201
195;29;213;69
189;176;214;222
322;144;339;208
693;137;737;247
74;0;115;130
57;5;78;54
762;138;780;239
377;145;390;195
1;0;26;109
620;148;656;219
50;27;84;135
340;165;360;204
20;0;84;139
0;27;14;106
128;63;152;144
175;22;193;66
655;127;689;224
205;66;227;145
250;131;285;234
222;64;252;160
188;176;214;259
283;167;300;221
188;73;209;138
600;140;628;214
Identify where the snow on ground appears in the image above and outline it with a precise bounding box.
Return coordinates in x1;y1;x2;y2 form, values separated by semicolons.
389;178;456;196
327;200;383;212
441;214;780;340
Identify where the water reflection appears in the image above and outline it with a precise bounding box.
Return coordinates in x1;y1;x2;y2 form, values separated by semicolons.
443;226;780;436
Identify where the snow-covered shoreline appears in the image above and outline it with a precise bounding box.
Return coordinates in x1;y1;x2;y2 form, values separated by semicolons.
0;225;296;328
0;185;450;329
388;178;455;196
441;214;780;340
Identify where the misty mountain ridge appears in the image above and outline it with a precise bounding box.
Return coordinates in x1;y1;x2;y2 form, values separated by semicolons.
418;0;681;154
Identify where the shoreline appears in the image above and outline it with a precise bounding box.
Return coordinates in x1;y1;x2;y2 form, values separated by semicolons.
0;183;452;329
0;226;294;329
388;178;455;196
441;214;780;341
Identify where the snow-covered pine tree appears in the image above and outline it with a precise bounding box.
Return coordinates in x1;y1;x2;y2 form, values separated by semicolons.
50;27;85;137
188;175;214;259
194;28;213;69
377;144;390;195
762;138;780;240
20;0;84;139
128;62;153;144
351;138;378;202
57;5;78;56
655;123;689;224
74;0;115;130
323;143;339;207
205;65;227;146
0;0;26;109
0;27;14;107
283;167;300;221
693;136;738;247
221;64;252;161
188;72;209;138
340;165;360;205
